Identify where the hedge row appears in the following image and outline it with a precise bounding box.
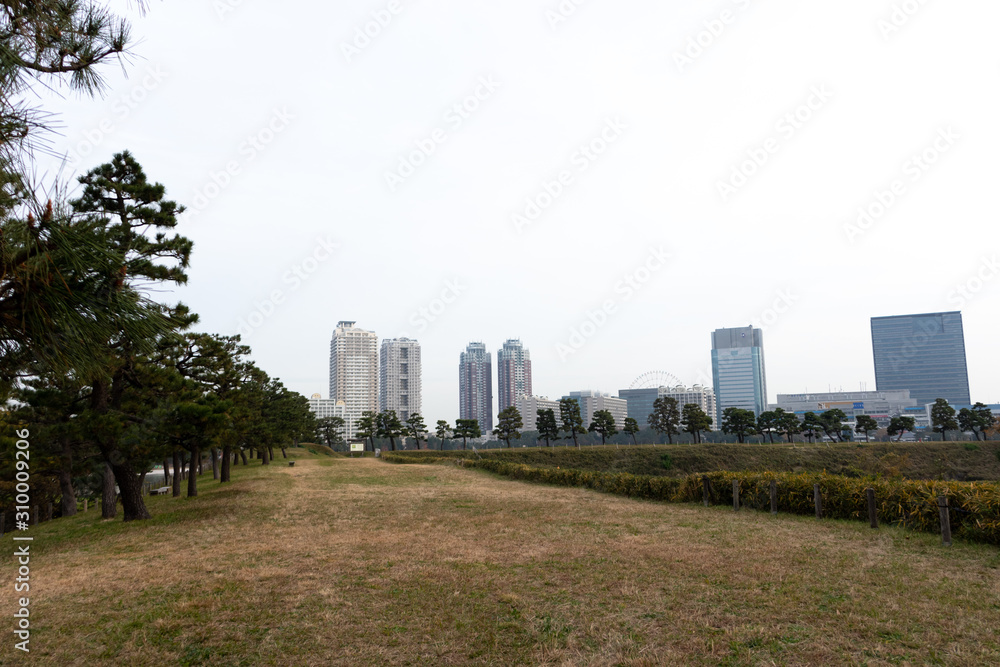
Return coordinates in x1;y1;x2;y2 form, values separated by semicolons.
381;454;453;465
451;458;1000;545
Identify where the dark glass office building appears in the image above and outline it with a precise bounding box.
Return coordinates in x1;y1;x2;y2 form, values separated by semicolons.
871;311;970;406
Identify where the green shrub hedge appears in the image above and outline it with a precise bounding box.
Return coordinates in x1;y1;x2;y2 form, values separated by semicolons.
451;459;1000;545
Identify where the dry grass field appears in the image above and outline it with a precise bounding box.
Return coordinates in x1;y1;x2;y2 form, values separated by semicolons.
2;451;999;666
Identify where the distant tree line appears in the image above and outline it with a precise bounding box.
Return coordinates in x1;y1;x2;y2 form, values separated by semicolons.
390;397;998;451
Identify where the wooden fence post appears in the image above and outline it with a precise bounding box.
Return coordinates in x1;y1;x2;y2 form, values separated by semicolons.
769;480;777;515
733;479;740;512
46;502;52;521
813;484;822;519
702;477;710;507
938;496;952;547
83;499;88;513
866;488;878;529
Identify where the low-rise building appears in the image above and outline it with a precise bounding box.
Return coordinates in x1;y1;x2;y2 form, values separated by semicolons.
564;390;628;430
618;385;717;429
516;395;561;431
769;390;920;428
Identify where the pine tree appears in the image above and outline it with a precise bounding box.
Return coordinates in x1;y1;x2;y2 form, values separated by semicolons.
493;406;523;448
536;409;559;447
558;398;586;448
588;410;617;445
648;396;680;444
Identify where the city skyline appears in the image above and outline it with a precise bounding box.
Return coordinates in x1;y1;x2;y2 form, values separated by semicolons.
318;311;1000;426
25;1;1000;429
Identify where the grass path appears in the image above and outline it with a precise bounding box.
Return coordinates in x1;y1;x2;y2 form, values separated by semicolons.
2;452;999;665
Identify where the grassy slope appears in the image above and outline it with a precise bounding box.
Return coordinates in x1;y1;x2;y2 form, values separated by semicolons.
0;451;998;665
394;441;1000;481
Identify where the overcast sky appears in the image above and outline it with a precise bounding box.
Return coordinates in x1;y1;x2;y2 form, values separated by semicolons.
34;0;1000;423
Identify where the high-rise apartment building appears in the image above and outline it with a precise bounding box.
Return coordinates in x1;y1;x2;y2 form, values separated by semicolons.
380;338;421;422
871;311;970;406
459;342;494;434
497;339;532;412
711;326;767;425
329;321;378;440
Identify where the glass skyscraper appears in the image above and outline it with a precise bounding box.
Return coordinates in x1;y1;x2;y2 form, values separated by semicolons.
871;311;970;406
711;326;768;426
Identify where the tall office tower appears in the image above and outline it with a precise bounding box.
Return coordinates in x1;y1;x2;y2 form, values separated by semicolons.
497;339;532;412
871;311;970;406
329;321;378;440
459;342;494;434
380;338;422;422
711;326;768;426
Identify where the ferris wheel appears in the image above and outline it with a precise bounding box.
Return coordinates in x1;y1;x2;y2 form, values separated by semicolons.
629;371;682;390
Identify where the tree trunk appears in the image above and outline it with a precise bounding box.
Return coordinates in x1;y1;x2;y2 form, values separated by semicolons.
110;460;151;521
102;463;117;519
211;448;220;480
281;447;287;459
172;451;182;497
58;436;77;517
198;453;203;476
163;458;171;487
261;446;270;465
240;449;248;465
268;446;275;460
187;446;200;497
221;446;232;483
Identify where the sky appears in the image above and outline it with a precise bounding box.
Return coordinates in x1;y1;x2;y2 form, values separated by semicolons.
31;0;1000;423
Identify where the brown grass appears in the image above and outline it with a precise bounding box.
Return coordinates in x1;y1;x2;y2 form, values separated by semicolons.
2;453;999;665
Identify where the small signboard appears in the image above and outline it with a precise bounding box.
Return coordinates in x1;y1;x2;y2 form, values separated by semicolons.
350;443;363;452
